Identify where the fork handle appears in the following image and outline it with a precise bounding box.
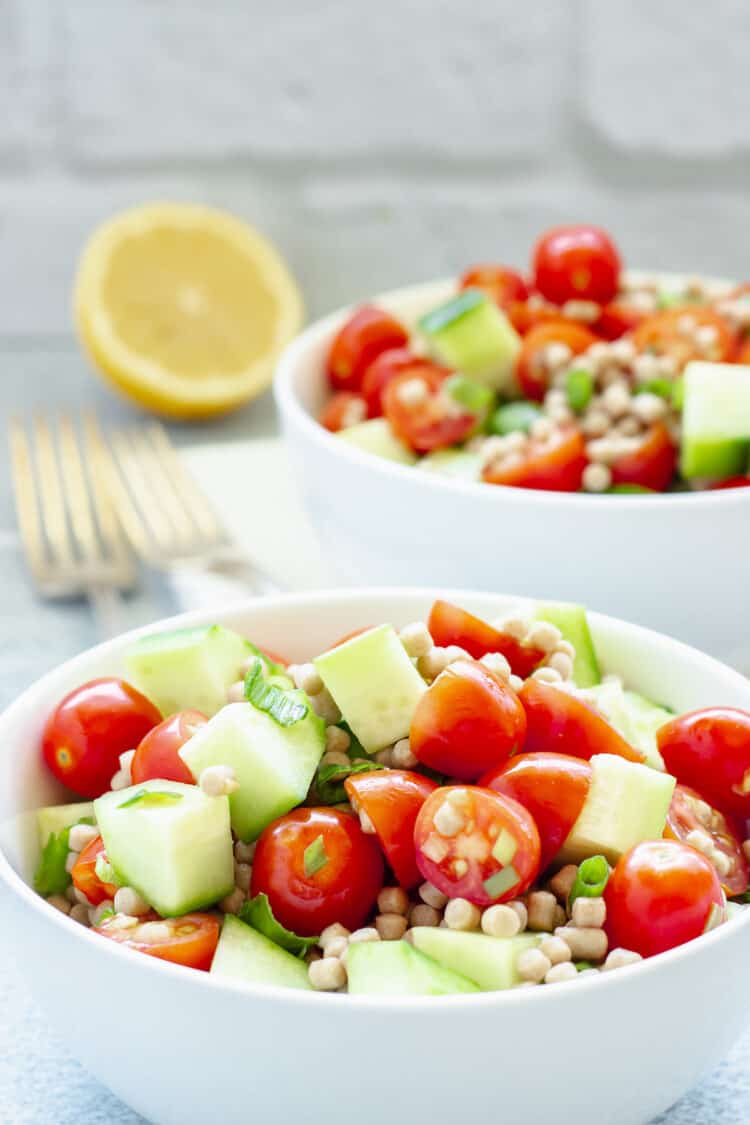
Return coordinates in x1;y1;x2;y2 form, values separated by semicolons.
87;583;125;639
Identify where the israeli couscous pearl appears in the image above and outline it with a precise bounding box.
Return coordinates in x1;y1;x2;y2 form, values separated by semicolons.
199;764;240;798
226;680;246;703
320;923;350;949
539;935;572;964
289;663;323;696
527;890;558;932
410;904;442;928
571;896;606;929
234;840;257;865
68;823;99;853
113;886;150;916
220;888;245;915
391;738;417;768
516;948;551;983
375;913;409;941
555;925;608;961
378;886;410;915
481;904;521;938
548;864;578;902
602;948;642;971
544;961;578;985
399;622;434;658
309;957;347;991
444;898;481;931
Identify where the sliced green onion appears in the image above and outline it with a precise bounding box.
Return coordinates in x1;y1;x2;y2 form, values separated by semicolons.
117;789;184;809
635;378;673;400
315;758;384;805
568;855;610;908
303;835;329;878
444;373;495;416
565;368;594;412
575;960;594;972
94;853;121;887
483;864;519;900
488;401;542;436
656;289;690;310
244;657;309;727
239;893;318;957
671;377;685;411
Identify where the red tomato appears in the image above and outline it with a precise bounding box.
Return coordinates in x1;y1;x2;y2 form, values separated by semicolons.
658;708;750;818
594;302;648;340
516;321;598;400
633;307;735;368
665;784;748;896
410;660;527;781
414;786;541;906
250;807;384;936
71;834;119;906
519;678;646;764
327;306;409;392
344;770;437;888
131;710;206;786
383;365;477;453
360;349;437;418
710;476;750;490
95;912;220;971
610;422;677;493
482;426;588;492
42;678;161;799
481;752;592;870
605;839;724;958
532;225;621;306
428;599;544;679
318;391;367;433
459;265;530;309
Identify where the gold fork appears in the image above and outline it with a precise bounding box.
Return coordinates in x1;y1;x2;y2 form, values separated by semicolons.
8;412;136;637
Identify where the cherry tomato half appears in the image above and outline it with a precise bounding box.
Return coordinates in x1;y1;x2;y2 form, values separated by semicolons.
665;783;748;897
95;912;220;971
42;678;161;799
594;302;648;341
459;265;530;310
344;770;437;888
318;391;367;433
410;660;526;781
427;599;544;679
383;365;477;453
482;426;588;492
516;321;598;401
610;422;677;493
710;477;750;491
71;834;119;906
633;307;735;369
250;807;384;936
327;306;409;392
519;678;646;764
604;839;724;958
361;349;437;419
657;708;750;819
532;225;621;306
481;752;592;871
414;786;541;906
131;710;206;786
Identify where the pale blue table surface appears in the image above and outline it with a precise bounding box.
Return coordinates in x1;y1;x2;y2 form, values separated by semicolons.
1;345;750;1123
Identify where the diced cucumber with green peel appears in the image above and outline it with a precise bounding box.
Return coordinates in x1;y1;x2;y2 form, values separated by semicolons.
410;928;539;991
488;401;542;435
681;362;750;479
347;939;479;996
418;448;483;482
94;780;234;917
126;625;250;717
210;915;312;991
533;603;601;687
314;624;427;753
180;702;325;841
419;289;521;394
338;418;417;466
558;754;675;867
36;801;95;848
579;681;669;770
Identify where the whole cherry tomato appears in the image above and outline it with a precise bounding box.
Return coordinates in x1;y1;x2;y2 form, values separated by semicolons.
344;770;437;888
427;599;544;679
633;307;735;369
657;708;750;819
71;834;119;906
318;391;367;432
532;225;622;306
665;783;748;897
95;912;220;971
383;365;477;453
326;306;409;392
482;426;588;492
610;422;677;492
481;752;592;870
605;839;724;958
131;710;206;786
516;321;598;400
361;349;437;418
710;477;750;490
519;678;646;764
414;786;541;906
250;807;384;936
410;660;527;781
459;265;530;310
42;678;161;798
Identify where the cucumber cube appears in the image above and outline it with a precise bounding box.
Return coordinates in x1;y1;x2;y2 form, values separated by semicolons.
36;801;95;848
126;625;250;717
419;289;521;394
581;682;670;771
210;915;311;991
338;419;417;465
95;780;234;917
558;753;675;866
418;448;483;481
534;603;601;687
410;928;539;991
681;362;750;479
314;624;427;753
179;702;325;841
347;939;479;995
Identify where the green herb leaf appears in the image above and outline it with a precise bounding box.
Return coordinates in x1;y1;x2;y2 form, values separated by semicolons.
488;401;542;437
568;854;610;909
635;378;674;400
565;368;594;413
118;789;184;809
239;893;318;957
316;758;385;805
33;827;72;896
303;835;329;878
244;658;309;726
731;891;750;904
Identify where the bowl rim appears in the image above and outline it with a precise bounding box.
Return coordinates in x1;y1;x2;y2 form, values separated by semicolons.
3;586;750;1013
274;272;750;510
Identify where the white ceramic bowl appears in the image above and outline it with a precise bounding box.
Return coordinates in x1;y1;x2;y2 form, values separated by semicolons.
274;278;750;669
2;588;750;1125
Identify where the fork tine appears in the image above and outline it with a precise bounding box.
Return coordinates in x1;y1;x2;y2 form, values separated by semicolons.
8;416;47;583
86;418;153;561
81;411;134;581
32;413;76;570
110;428;177;553
146;422;224;543
124;427;198;550
57;413;102;565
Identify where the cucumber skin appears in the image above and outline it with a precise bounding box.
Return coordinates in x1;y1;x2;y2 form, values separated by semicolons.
534;603;601;688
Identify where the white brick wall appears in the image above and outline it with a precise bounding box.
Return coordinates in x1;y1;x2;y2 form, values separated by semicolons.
1;1;750;340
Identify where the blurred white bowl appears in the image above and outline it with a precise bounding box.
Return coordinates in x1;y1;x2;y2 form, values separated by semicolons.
274;278;750;669
1;588;750;1125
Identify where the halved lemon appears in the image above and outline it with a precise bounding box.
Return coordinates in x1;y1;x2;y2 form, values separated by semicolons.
74;203;304;420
